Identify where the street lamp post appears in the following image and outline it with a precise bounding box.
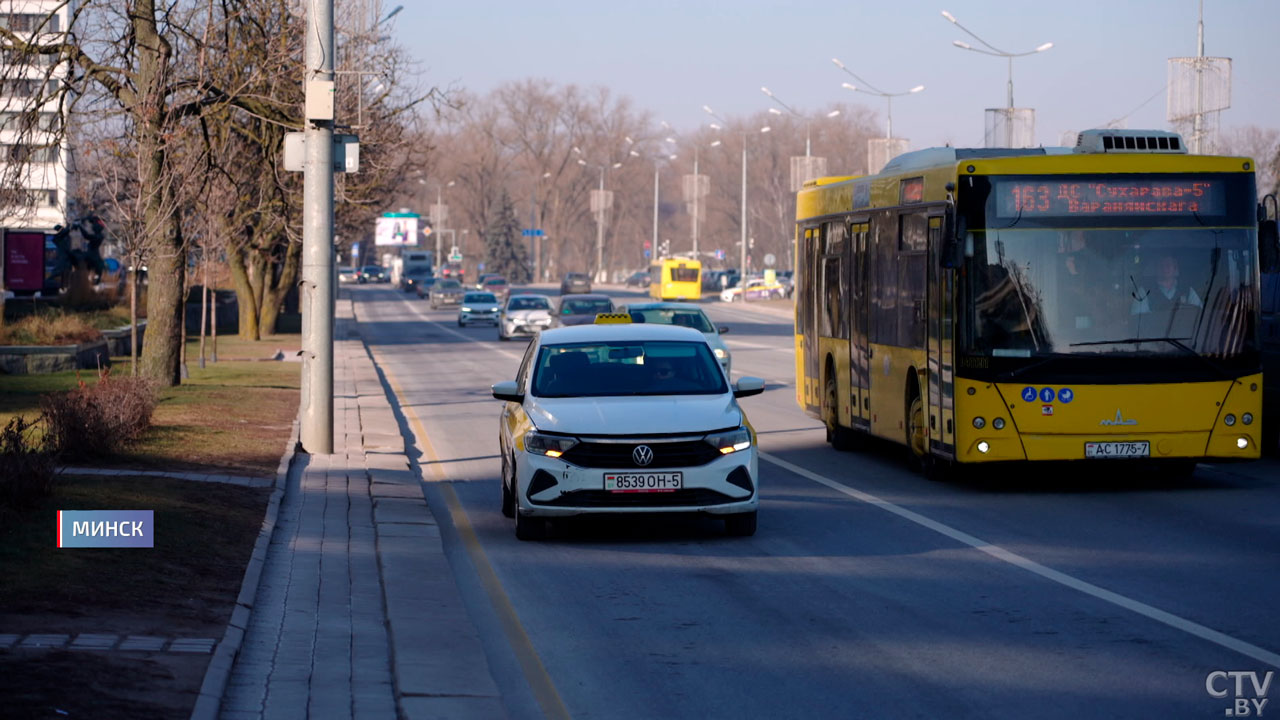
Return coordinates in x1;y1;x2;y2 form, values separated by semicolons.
705;106;769;277
575;146;623;281
761;87;840;157
942;10;1052;147
630;143;677;268
831;58;924;140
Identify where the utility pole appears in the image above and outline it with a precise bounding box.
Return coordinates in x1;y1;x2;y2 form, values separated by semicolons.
301;0;334;454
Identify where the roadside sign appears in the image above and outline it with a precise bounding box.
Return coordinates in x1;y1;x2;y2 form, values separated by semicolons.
521;228;545;237
449;253;463;263
764;253;776;267
643;249;651;259
478;262;486;272
3;230;45;291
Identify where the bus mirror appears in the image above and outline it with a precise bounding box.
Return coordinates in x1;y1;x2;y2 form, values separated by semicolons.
941;211;966;269
1260;219;1280;273
1260;196;1280;273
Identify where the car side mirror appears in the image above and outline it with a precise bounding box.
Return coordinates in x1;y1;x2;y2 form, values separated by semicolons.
491;381;524;403
941;205;966;269
733;376;765;398
718;326;729;334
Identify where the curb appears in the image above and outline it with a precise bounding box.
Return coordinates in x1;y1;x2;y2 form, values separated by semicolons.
189;415;301;720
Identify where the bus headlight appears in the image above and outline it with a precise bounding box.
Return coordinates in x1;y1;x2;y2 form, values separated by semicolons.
1237;437;1249;449
972;417;986;429
1242;413;1254;425
1224;414;1236;426
977;441;990;453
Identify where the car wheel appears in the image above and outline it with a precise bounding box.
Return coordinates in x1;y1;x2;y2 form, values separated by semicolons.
498;327;510;341
724;511;757;537
458;319;466;327
514;504;545;541
501;455;516;518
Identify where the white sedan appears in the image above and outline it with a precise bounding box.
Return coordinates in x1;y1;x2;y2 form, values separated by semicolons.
491;319;764;540
499;294;554;340
458;292;501;327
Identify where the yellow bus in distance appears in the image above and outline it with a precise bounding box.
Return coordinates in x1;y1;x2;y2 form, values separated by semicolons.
793;128;1280;476
649;258;702;301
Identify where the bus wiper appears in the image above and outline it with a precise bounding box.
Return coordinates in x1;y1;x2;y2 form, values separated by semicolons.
995;355;1058;381
1069;337;1230;378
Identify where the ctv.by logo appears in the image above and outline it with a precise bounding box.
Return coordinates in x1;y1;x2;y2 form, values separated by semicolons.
1206;670;1273;716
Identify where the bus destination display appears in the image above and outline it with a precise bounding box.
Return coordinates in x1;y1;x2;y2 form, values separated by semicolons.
994;178;1224;217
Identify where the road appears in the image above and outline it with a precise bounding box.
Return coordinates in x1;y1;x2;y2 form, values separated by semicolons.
351;283;1280;720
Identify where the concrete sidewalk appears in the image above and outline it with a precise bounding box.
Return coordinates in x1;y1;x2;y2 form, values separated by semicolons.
210;298;503;720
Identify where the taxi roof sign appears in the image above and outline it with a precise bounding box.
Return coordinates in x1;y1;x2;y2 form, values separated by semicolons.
594;313;633;324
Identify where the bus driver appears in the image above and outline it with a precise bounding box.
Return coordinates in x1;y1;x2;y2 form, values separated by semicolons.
1131;254;1203;316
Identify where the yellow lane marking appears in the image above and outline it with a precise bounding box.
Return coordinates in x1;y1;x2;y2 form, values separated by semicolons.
372;339;572;720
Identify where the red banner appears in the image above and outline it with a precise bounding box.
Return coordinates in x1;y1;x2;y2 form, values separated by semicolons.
4;230;46;291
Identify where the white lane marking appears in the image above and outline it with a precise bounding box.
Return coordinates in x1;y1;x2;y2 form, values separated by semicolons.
759;450;1280;669
726;339;794;354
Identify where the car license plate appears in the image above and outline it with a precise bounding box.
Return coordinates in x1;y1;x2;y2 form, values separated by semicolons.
604;472;683;493
1084;441;1150;458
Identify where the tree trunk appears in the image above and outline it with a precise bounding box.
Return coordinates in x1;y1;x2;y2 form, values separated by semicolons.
130;265;139;377
229;244;261;340
258;239;301;337
198;255;207;369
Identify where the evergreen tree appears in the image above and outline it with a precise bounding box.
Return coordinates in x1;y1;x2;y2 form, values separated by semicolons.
483;190;532;284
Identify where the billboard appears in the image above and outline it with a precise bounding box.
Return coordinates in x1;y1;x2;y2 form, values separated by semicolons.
376;214;418;247
4;230;46;291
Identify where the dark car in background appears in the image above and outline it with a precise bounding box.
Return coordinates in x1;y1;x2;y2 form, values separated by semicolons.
625;271;651;288
560;272;592;295
413;276;438;298
428;279;466;309
357;265;387;283
402;269;434;294
481;275;511;301
555;293;614;327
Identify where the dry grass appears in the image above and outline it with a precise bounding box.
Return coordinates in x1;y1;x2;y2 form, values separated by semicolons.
0;311;104;346
40;368;157;457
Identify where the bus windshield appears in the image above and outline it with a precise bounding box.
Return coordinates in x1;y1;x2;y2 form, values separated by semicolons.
967;226;1256;359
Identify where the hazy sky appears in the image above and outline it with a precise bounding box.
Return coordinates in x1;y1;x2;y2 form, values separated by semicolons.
393;0;1278;153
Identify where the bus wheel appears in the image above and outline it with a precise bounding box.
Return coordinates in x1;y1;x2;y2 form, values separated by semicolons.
906;391;928;471
824;372;855;451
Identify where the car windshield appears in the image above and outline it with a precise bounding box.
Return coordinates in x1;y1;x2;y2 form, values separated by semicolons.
485;278;507;286
630;308;714;333
463;293;496;303
437;280;461;290
562;298;613;315
508;297;551;311
532;341;728;398
968;227;1256;358
361;266;381;273
567;274;588;281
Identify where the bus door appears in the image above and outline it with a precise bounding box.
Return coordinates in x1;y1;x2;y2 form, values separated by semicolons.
849;219;871;427
802;226;822;411
927;212;956;455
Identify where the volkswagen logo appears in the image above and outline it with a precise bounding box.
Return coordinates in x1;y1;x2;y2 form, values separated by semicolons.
632;445;654;467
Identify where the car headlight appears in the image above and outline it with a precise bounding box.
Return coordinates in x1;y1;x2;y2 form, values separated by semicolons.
461;306;472;312
705;427;752;455
521;431;578;458
713;347;728;360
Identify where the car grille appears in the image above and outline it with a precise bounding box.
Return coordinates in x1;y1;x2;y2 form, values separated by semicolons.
533;488;737;508
559;440;721;469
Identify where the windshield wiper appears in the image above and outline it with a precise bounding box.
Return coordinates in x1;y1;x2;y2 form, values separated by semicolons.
995;355;1059;381
1069;336;1230;378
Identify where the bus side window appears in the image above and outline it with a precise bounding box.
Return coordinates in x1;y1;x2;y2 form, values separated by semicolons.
899;213;928;347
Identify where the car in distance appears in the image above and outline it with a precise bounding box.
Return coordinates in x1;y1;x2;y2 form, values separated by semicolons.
720;277;785;302
356;265;387;283
621;302;732;375
338;267;356;284
499;294;555;341
625;271;651;288
413;276;437;298
560;272;592;295
555;293;614;327
491;318;765;540
481;275;511;302
459;291;501;327
402;268;434;293
474;273;502;290
428;278;466;309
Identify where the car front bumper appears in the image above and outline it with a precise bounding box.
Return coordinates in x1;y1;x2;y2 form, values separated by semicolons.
514;445;758;518
504;318;553;335
460;310;500;323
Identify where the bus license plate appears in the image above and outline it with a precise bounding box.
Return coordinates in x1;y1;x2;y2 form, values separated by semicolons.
605;472;683;493
1085;441;1150;459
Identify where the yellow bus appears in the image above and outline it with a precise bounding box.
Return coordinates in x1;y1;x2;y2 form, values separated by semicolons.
794;129;1280;475
649;257;702;301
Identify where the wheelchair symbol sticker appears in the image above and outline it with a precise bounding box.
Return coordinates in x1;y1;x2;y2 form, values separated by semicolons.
1021;387;1037;402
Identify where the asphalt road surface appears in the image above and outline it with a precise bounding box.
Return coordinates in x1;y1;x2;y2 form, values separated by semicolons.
351;283;1280;720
